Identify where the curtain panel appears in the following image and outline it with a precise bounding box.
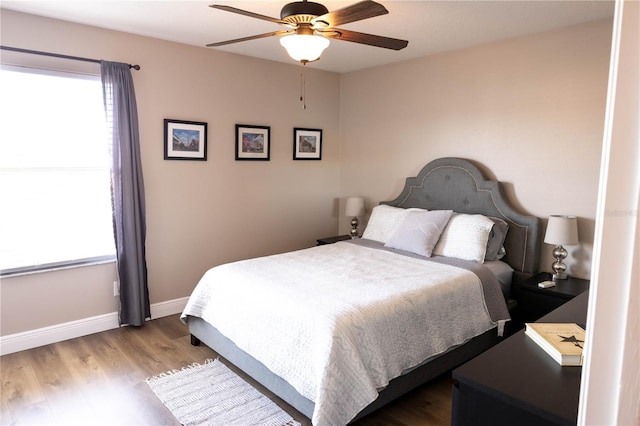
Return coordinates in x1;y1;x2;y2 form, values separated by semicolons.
101;61;150;326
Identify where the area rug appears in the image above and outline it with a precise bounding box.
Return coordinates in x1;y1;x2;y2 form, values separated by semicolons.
147;358;301;426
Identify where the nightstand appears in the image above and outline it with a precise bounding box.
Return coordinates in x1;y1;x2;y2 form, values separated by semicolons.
512;272;590;324
316;235;351;245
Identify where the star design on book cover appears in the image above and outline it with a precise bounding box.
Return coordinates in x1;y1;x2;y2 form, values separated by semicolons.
558;334;584;349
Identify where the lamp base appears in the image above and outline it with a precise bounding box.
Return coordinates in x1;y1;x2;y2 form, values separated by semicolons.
552;272;568;280
551;245;569;280
350;217;359;239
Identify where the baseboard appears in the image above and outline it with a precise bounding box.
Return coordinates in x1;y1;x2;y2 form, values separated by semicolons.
149;297;189;319
0;297;189;356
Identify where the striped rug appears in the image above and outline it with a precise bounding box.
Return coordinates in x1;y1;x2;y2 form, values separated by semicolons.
147;358;301;426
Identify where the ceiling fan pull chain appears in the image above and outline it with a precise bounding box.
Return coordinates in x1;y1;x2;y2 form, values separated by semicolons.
300;60;307;110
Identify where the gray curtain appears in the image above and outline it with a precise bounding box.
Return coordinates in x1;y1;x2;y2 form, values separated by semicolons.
101;61;150;326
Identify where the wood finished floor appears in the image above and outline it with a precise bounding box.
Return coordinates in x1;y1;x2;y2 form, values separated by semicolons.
1;314;453;426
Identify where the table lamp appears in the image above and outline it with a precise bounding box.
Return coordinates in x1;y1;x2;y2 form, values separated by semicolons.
345;197;365;238
544;215;579;280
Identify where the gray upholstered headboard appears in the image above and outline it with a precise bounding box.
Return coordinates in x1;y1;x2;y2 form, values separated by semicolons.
382;157;540;275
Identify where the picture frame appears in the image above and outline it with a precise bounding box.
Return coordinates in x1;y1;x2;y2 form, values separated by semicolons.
164;119;207;161
235;124;270;161
293;128;322;160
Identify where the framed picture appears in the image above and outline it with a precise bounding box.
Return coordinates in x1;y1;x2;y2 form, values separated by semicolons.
293;128;322;160
236;124;270;161
164;119;207;161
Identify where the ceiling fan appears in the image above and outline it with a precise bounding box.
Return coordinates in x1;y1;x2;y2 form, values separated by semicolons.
206;0;409;63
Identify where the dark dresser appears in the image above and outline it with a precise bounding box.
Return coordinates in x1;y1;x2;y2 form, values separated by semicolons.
451;290;589;426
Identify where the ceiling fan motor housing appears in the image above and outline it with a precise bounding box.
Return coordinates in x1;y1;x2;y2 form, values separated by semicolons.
280;1;329;24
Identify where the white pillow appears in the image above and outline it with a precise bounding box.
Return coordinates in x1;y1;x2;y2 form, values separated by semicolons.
385;210;453;257
433;213;495;263
361;205;411;243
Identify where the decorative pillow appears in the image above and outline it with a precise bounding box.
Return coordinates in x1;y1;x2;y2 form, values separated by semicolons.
362;205;413;243
385;210;454;257
433;213;495;263
485;217;509;261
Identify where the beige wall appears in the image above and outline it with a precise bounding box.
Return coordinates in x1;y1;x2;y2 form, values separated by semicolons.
338;19;612;279
0;10;341;335
0;11;612;336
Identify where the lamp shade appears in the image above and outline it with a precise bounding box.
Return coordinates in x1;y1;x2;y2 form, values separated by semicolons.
544;215;579;245
345;197;365;217
280;34;330;62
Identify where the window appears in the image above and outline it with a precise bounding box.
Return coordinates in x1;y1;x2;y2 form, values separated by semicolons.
0;66;115;274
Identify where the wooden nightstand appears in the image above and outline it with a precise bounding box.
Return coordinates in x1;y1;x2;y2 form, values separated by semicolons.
512;272;590;324
316;235;351;245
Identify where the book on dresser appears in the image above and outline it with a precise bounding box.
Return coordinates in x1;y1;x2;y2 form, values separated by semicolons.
525;323;586;366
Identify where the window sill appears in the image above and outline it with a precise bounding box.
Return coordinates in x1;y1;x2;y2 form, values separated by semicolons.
1;256;116;278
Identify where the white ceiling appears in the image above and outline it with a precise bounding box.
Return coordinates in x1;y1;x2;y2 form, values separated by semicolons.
1;1;615;73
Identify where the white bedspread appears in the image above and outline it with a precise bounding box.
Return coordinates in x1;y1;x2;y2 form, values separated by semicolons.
181;241;498;426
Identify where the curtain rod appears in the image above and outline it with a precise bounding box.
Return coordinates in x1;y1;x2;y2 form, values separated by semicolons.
0;45;141;70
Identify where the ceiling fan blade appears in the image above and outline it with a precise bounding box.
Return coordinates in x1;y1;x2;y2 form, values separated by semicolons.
321;28;408;50
209;5;288;25
207;30;291;47
313;0;388;27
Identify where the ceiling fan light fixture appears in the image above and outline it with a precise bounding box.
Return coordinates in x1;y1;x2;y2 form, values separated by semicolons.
280;34;330;62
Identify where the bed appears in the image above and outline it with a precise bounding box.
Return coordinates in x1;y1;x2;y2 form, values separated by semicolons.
181;157;540;425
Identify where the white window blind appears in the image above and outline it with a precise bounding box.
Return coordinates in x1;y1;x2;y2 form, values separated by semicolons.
0;66;115;274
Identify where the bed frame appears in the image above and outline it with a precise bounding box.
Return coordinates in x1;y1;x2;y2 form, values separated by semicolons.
188;157;541;422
